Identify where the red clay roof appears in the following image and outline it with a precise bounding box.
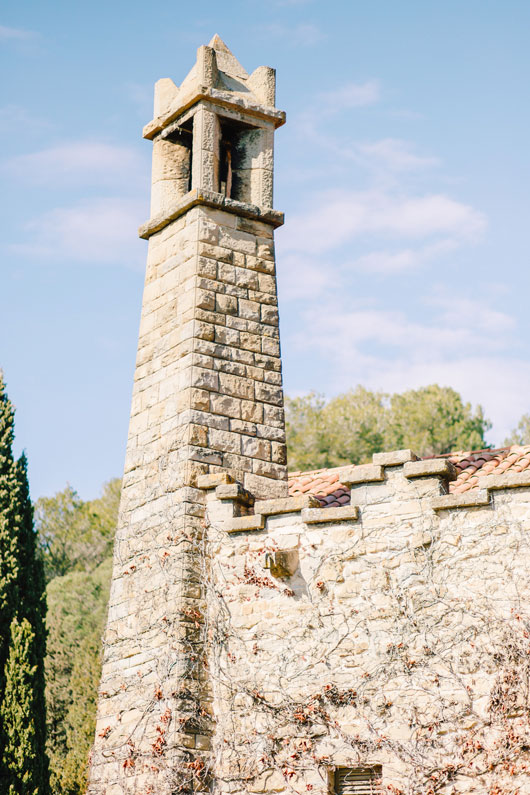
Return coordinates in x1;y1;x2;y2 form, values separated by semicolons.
288;445;530;507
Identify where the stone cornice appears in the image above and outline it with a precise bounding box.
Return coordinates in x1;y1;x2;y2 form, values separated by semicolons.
139;188;285;240
143;86;286;140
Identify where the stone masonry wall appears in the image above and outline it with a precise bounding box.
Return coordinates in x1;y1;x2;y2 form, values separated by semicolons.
88;201;288;795
202;455;530;795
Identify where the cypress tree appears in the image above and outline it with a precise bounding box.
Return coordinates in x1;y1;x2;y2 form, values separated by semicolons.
0;377;19;679
0;374;49;793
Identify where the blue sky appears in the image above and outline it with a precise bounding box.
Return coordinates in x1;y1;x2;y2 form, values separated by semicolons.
1;0;529;499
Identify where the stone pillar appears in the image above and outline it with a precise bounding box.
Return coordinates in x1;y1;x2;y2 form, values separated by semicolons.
88;34;287;794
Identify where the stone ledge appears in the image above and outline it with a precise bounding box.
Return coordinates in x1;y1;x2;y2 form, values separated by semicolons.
431;489;490;511
143;86;286;140
479;471;530;491
340;464;384;486
215;483;254;506
404;459;457;480
227;514;265;533
254;494;320;516
139;189;284;239
373;449;419;467
197;473;235;490
301;505;359;524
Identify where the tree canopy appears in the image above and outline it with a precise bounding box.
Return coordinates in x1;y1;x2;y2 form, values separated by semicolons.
504;413;530;446
0;375;48;794
286;384;491;472
36;479;120;795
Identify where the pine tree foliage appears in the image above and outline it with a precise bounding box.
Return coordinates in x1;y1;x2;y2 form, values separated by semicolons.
0;373;48;794
1;618;44;795
286;384;491;471
0;379;20;680
38;480;120;795
45;559;112;795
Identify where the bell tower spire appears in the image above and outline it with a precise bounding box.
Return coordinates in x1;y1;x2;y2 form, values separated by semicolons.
88;37;287;794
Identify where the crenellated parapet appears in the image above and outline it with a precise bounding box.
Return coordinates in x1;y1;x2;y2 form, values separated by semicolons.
201;448;530;536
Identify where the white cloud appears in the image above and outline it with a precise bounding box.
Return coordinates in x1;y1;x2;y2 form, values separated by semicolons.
285;296;526;443
357;138;439;172
351;240;456;274
319;80;380;110
0;105;51;133
11;197;146;269
0;25;35;41
281;189;486;258
5;140;148;188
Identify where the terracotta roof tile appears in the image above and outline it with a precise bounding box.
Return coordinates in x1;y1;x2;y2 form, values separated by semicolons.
287;445;530;507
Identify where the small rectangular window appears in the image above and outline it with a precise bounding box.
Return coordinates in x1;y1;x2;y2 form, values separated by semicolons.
334;766;382;795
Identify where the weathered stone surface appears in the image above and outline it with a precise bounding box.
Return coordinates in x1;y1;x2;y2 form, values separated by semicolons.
479;470;530;490
254;494;320;516
227;513;265;533
198;472;235;489
301;505;359;524
431;489;490;511
373;449;418;467
340;463;384;485
404;459;457;480
89;35;288;795
215;482;255;506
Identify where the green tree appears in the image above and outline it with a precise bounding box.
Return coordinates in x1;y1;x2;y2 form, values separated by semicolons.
385;385;491;457
0;378;20;680
0;374;48;794
38;479;120;795
36;478;120;582
1;618;46;795
504;413;530;446
45;558;113;795
286;384;491;471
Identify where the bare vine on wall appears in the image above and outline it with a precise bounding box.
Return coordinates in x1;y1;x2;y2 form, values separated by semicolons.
96;491;530;795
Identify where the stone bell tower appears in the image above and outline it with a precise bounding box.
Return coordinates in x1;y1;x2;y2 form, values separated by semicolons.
88;36;287;794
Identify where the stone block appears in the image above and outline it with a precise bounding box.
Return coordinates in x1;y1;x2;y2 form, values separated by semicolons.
241;436;271;461
404;459;457;480
302;505;359;524
216;293;238;315
241;400;264;423
341;464;384;485
479;471;530;491
431;490;491;511
210;393;241;419
209;428;242;454
227;514;265;533
373;449;419;466
255;382;283;406
215;483;254;506
219;373;255;400
254;494;319;516
271;441;287;464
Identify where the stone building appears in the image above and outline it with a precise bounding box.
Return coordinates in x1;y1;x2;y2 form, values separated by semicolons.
88;37;530;795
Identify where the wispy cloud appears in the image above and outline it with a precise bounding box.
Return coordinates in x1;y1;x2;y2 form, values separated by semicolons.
11;198;146;269
357;138;439;172
281;189;485;258
319;80;381;110
0;105;52;133
351;239;456;274
285;294;526;442
5;140;149;188
0;24;36;41
262;22;324;47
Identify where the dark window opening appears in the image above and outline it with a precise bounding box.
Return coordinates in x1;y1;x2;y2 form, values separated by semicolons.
219;117;258;204
334;766;382;795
